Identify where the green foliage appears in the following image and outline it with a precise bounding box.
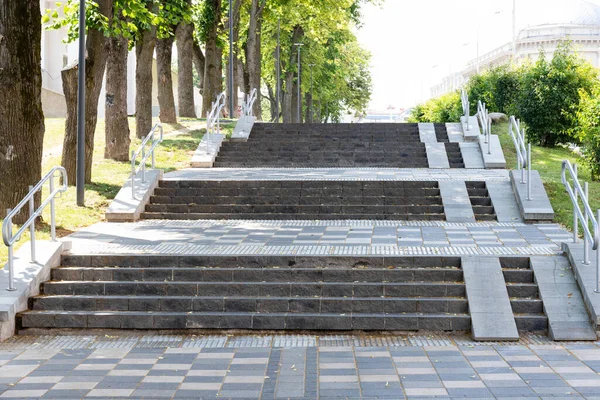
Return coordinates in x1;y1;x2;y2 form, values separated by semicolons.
408;91;462;123
575;89;600;180
259;0;374;121
466;65;521;115
515;43;597;147
43;0;192;43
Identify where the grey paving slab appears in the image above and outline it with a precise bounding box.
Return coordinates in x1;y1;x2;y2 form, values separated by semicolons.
461;116;481;142
462;257;519;341
425;143;450;169
163;167;511;182
459;142;485;169
418;123;438;143
510;170;555;221
480;134;507;169
530;256;596;341
438;181;475;223
486;181;523;223
560;243;600;327
445;123;464;143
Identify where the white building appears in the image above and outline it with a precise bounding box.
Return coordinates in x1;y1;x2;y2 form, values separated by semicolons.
432;0;600;98
40;0;202;118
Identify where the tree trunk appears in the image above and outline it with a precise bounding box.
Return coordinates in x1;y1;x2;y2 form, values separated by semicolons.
135;26;156;139
225;0;242;118
156;36;177;123
282;26;303;124
61;0;113;185
266;84;277;122
192;39;205;94
104;34;130;161
282;72;293;123
305;92;312;123
0;0;45;222
202;0;223;118
245;0;265;119
176;21;196;117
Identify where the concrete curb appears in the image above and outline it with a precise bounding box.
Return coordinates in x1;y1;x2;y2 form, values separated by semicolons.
0;240;68;341
106;169;163;222
510;170;554;221
190;134;225;168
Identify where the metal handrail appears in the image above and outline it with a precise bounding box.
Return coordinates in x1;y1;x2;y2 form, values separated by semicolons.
242;89;258;117
205;92;226;154
476;100;492;155
461;88;470;131
509;116;532;200
131;123;163;199
2;166;68;291
562;160;600;292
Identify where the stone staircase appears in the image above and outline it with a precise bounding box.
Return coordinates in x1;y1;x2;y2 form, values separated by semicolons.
21;257;471;331
143;180;446;221
502;258;548;332
213;123;430;168
18;256;553;333
466;181;497;221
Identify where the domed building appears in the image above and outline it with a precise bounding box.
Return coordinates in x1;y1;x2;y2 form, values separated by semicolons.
432;0;600;97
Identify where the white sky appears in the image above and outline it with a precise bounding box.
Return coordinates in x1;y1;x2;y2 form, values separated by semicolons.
356;0;600;111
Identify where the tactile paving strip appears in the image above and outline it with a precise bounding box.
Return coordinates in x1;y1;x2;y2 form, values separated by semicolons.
3;333;592;350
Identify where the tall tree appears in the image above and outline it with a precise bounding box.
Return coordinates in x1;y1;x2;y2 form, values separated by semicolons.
135;13;157;139
244;0;266;118
59;0;114;184
156;36;177;123
176;10;196;118
200;0;223;118
104;31;131;161
0;0;45;221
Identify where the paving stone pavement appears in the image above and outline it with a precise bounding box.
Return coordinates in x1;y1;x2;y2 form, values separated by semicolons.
162;168;510;182
2;333;600;399
65;220;572;258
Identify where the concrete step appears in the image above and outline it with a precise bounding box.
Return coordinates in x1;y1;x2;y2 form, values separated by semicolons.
51;267;463;283
30;295;470;314
500;258;548;332
41;281;467;297
465;181;498;221
140;212;447;221
19;310;472;331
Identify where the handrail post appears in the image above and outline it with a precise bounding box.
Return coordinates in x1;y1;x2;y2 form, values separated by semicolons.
141;136;146;184
487;119;492;155
596;209;600;293
151;129;156;170
584;182;590;264
527;143;532;201
131;150;136;200
49;173;56;241
574;164;579;243
6;208;16;291
29;186;36;264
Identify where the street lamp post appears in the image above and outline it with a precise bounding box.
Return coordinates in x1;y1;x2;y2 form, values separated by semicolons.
76;0;86;206
308;64;315;123
229;0;234;118
294;43;304;123
275;19;281;123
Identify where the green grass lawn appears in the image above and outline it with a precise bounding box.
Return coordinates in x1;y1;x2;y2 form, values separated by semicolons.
1;117;235;267
492;121;600;231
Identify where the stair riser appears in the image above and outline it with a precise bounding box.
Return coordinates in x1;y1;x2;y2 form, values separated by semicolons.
20;313;472;331
52;268;464;283
32;297;469;314
42;282;467;298
511;300;544;314
60;255;463;268
141;213;446;221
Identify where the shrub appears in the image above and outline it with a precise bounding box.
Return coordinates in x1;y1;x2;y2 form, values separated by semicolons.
408;91;462;123
515;42;597;147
